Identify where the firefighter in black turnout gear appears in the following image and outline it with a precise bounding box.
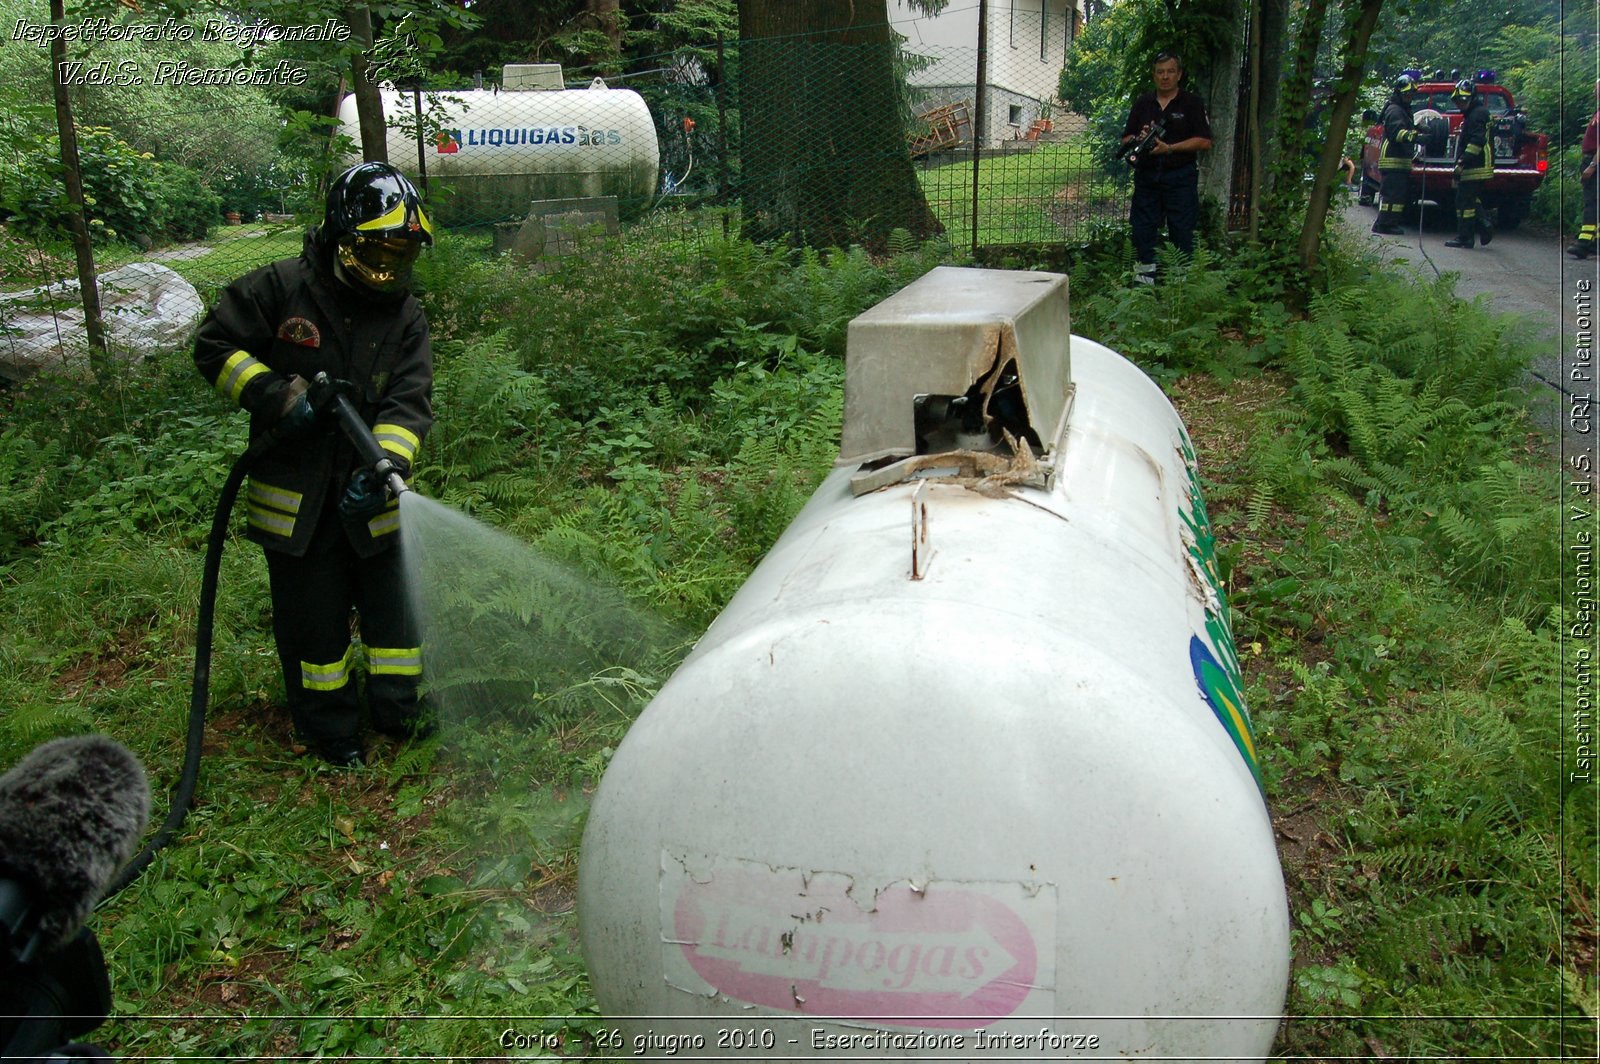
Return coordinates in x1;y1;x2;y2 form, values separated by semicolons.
1569;80;1598;258
1372;74;1422;235
1445;79;1494;249
194;163;435;767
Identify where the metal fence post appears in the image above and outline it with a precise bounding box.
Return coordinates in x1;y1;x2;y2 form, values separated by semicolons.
971;0;988;259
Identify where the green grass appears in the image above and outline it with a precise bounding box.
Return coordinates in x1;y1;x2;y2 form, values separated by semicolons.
152;225;310;298
1176;371;1581;1057
1;224;309;295
915;137;1117;247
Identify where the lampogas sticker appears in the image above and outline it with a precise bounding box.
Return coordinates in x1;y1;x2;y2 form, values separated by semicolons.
660;852;1055;1028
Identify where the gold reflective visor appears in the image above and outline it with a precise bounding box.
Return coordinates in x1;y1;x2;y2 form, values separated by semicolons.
337;235;421;293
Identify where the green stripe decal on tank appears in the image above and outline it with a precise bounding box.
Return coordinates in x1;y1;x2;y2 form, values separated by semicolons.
1177;432;1263;790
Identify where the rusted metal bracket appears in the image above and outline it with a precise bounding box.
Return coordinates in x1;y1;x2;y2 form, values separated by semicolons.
911;478;931;580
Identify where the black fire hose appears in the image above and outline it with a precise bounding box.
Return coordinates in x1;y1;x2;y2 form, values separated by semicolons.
326;391;410;500
105;375;408;897
104;426;289;897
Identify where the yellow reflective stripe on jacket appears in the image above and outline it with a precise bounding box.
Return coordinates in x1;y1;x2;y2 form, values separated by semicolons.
368;501;400;538
247;506;295;537
216;350;269;404
245;479;301;538
367;645;424;676
247;480;303;514
302;644;354;691
1460;144;1492;181
372;422;420;461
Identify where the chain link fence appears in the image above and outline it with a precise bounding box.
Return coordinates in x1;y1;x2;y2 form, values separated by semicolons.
1;8;1122;381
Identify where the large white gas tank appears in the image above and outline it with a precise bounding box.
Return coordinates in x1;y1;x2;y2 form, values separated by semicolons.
336;73;659;224
579;267;1289;1060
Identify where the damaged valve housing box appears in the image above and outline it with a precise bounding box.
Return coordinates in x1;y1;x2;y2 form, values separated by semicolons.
578;266;1290;1059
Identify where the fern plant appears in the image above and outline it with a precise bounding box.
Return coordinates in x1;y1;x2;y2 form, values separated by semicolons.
424;331;567;517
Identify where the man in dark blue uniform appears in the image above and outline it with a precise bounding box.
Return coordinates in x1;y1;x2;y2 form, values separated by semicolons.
1121;51;1213;284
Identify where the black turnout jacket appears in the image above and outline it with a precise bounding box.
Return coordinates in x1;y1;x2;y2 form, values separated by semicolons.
1379;93;1421;169
193;231;432;558
1455;96;1494;181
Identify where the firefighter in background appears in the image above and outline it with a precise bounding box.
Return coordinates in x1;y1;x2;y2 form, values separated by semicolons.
1444;78;1494;249
193;162;435;767
1372;73;1423;235
1570;80;1599;259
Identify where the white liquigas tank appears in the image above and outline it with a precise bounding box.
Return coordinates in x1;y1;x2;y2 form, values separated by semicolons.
579;267;1289;1059
336;66;659;225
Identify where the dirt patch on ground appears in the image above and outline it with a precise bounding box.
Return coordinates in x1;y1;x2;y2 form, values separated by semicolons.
1172;370;1351;914
55;624;169;698
1272;783;1350;892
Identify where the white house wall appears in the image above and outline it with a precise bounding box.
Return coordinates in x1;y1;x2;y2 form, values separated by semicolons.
889;0;1080;147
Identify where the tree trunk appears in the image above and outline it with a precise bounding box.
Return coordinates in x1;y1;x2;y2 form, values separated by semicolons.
1264;0;1329;219
1246;0;1263;240
588;0;622;59
1255;0;1289;184
1192;4;1247;208
739;0;942;250
346;3;387;163
48;0;106;378
1297;0;1384;271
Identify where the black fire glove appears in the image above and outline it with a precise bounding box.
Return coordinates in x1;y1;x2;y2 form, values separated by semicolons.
278;396;316;439
275;376;318;440
338;467;386;521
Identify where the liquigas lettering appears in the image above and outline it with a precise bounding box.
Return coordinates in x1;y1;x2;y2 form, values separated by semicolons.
437;126;622;152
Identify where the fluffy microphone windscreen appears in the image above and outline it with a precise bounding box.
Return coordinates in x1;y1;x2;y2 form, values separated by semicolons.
0;735;151;950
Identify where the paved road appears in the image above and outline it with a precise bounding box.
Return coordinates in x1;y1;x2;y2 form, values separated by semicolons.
1339;200;1595;471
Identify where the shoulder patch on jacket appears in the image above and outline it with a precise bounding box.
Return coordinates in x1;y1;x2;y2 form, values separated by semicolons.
278;317;321;347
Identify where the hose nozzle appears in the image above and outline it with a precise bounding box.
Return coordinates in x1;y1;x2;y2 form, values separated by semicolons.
383;467;410;498
309;373;412;501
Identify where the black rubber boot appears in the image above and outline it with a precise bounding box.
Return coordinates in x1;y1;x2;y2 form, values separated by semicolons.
1570;243;1592;259
368;676;435;740
316;737;367;767
293;731;366;767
